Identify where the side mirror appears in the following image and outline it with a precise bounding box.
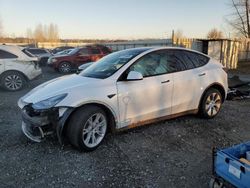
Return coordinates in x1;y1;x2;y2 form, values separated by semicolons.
127;71;143;81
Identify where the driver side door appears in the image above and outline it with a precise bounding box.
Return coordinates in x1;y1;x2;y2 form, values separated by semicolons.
116;51;173;128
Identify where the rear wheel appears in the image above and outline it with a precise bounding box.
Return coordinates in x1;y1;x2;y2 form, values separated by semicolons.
0;71;26;91
58;61;72;73
200;88;222;118
67;106;108;151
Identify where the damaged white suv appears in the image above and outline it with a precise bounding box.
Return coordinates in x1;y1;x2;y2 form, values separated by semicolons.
18;47;228;151
0;45;41;91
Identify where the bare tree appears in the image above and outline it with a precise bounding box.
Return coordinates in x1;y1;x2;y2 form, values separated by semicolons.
26;28;33;43
33;23;59;42
47;23;59;42
207;28;224;39
33;24;46;42
175;29;184;38
226;0;250;38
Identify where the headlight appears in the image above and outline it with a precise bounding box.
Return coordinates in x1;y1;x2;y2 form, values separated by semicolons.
32;93;67;110
48;58;57;64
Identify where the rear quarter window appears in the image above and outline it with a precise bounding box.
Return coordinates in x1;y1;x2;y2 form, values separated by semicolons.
0;50;18;59
184;51;209;68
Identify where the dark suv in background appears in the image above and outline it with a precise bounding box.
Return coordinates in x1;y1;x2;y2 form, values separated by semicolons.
47;45;112;73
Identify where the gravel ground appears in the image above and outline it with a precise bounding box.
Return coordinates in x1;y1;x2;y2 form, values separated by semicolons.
0;67;250;188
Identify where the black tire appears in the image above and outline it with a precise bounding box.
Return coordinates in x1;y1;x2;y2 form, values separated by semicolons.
209;178;222;188
200;88;222;119
58;61;72;73
0;71;26;91
66;105;108;151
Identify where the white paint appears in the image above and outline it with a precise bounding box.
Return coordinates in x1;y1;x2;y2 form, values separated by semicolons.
18;47;228;130
0;45;42;80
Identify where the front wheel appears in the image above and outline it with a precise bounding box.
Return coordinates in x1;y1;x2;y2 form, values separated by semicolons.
67;106;108;151
58;62;72;73
200;88;222;119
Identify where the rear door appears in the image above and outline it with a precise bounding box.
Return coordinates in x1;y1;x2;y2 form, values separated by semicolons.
74;48;92;66
166;50;203;114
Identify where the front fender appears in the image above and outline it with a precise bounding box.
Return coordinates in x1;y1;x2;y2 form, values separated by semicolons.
57;100;118;145
56;107;74;145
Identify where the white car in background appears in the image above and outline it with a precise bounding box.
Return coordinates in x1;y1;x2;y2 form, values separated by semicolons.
0;45;42;91
18;47;228;151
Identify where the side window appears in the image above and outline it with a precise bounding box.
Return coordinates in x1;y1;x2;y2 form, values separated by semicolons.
91;48;101;54
184;51;209;68
129;52;168;77
101;47;111;54
78;48;89;55
165;50;186;72
173;50;196;70
28;49;45;54
0;50;18;59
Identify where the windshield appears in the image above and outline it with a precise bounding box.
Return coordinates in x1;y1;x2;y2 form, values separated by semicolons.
80;48;150;79
57;49;73;55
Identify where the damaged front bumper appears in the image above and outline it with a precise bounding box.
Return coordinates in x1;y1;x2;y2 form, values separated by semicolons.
20;104;73;144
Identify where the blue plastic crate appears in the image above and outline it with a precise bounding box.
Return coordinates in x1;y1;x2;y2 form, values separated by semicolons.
215;141;250;188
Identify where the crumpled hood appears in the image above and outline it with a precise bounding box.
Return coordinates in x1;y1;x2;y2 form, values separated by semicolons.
21;74;100;104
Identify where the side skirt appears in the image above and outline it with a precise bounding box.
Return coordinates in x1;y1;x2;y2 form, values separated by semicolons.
116;109;199;132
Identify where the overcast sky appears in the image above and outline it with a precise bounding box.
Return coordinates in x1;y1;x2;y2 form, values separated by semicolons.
0;0;230;39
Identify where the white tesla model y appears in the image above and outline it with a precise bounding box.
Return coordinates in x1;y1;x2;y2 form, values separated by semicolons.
18;47;228;151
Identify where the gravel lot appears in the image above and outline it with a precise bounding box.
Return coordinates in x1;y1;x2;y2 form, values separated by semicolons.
0;67;250;188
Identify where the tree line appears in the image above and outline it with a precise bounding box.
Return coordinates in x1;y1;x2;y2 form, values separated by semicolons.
26;23;59;42
1;0;250;41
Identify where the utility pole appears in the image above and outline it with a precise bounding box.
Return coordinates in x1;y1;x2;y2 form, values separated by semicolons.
172;30;175;46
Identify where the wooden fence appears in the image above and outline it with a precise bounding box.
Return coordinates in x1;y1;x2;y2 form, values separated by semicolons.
4;38;250;69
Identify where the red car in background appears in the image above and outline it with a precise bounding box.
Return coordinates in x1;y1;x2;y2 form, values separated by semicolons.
48;45;112;73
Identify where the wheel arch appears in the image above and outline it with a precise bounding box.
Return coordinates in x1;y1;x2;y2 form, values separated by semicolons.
198;82;226;109
60;101;117;142
0;69;29;81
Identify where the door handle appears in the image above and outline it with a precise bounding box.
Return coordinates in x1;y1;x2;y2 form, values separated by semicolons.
161;80;170;84
198;73;206;77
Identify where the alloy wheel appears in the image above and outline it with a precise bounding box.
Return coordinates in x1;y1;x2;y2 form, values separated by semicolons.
59;62;71;73
4;74;23;91
82;113;107;148
205;92;222;117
